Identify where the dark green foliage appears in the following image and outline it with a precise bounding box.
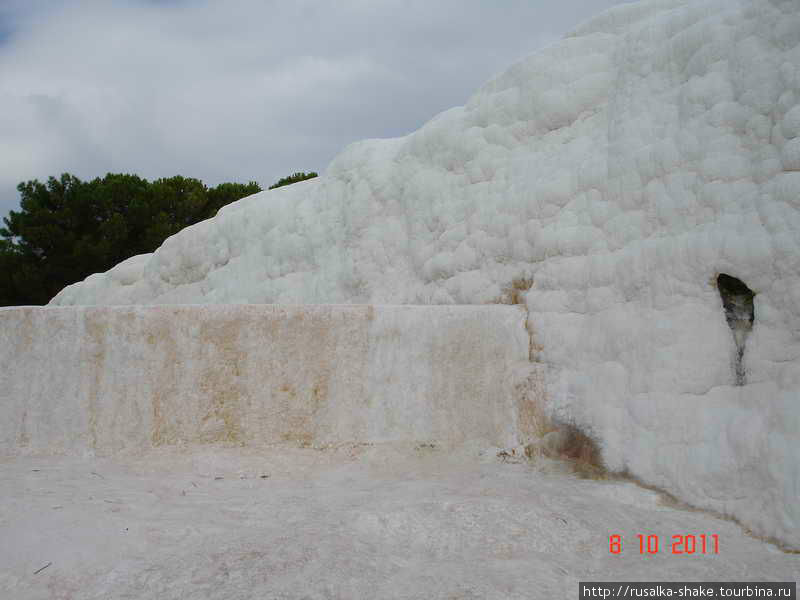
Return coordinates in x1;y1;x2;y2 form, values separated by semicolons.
268;171;318;189
0;173;261;306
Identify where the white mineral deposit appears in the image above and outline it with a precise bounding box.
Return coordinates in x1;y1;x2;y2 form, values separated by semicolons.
2;0;799;597
1;448;797;599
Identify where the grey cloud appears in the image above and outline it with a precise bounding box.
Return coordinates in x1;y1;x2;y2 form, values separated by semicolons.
0;0;632;218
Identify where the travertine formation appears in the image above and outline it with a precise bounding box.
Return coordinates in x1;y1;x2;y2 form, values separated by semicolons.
34;0;800;548
0;305;528;455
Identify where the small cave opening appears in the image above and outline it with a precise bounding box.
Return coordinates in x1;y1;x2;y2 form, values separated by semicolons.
716;274;755;386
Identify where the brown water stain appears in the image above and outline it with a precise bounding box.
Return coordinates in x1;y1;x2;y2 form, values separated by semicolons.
84;310;108;451
149;311;180;446
196;313;246;444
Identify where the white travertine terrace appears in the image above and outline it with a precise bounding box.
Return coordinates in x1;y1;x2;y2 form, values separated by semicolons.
0;305;529;454
35;0;800;548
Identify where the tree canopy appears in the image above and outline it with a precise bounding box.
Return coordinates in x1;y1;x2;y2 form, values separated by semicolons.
0;173;261;306
268;171;318;189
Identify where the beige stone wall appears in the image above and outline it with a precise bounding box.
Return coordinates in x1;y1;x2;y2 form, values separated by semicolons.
0;305;529;456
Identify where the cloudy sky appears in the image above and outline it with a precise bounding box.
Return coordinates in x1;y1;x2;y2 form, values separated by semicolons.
0;0;632;220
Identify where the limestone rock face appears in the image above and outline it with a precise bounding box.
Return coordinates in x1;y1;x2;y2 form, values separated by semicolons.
47;0;800;547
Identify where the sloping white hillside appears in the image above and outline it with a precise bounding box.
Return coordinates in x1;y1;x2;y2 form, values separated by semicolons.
48;0;800;549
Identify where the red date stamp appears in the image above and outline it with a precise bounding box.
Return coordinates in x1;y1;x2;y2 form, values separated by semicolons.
609;534;719;555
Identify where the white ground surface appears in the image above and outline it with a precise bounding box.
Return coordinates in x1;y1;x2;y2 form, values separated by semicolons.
1;446;796;600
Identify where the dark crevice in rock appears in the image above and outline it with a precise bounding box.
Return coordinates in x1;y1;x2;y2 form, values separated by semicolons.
717;274;755;386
